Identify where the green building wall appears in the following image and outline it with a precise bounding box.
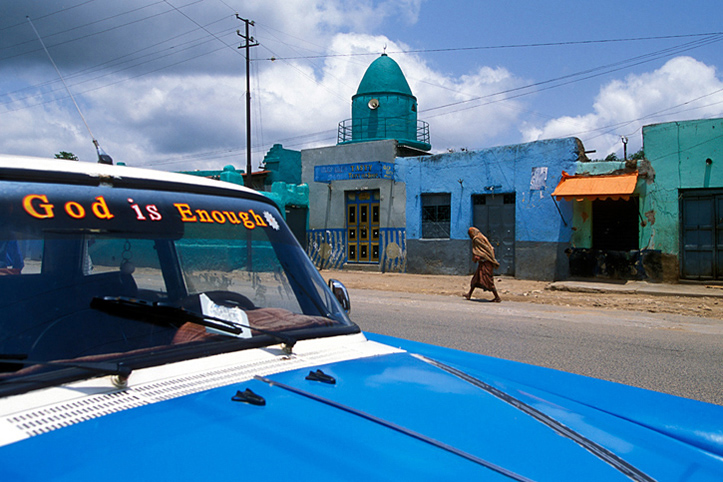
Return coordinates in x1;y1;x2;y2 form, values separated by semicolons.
262;144;302;186
261;182;309;219
642;118;722;260
567;118;722;281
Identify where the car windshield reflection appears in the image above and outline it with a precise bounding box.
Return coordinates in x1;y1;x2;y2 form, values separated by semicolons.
0;183;354;382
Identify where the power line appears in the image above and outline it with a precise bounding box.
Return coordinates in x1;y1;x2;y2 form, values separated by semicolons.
0;0;99;32
1;1;169;56
573;88;723;145
3;40;232;113
259;32;723;61
27;15;112;164
420;34;723;117
1;15;234;102
0;0;207;62
5;3;723;166
1;31;229;104
2;36;232;111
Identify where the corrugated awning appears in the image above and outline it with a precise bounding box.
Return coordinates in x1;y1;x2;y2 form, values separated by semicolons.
552;171;638;201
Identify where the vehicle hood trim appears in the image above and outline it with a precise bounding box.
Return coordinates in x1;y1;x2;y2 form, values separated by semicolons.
413;354;656;482
255;373;534;482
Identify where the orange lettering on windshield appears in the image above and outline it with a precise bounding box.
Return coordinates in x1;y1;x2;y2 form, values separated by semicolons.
23;194;55;219
173;202;273;231
91;196;114;219
173;203;197;222
64;201;85;219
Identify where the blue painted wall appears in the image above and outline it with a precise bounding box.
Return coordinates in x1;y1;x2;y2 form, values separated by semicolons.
396;138;583;280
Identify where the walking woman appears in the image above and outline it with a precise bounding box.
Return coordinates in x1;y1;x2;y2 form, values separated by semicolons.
464;227;501;302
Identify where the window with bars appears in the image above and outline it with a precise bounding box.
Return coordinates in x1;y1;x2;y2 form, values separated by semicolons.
421;193;451;239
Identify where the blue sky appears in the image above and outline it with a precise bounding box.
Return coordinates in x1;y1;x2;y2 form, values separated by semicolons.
1;0;722;170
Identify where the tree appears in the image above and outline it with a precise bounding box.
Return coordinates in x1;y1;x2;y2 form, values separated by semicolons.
55;151;78;161
630;148;645;160
594;148;643;162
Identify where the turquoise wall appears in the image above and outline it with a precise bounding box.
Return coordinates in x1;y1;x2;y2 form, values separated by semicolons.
350;93;419;146
262;182;309;219
262;144;302;185
642;118;723;256
180;165;244;185
563;118;723;281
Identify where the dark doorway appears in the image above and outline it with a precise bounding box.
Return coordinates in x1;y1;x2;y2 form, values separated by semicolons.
472;193;515;275
285;206;308;250
680;189;723;280
592;198;639;251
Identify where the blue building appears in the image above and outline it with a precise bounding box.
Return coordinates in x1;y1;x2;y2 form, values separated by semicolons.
299;53;585;280
398;139;584;279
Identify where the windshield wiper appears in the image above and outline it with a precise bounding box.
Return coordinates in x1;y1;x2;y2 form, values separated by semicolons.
90;296;296;354
0;355;131;387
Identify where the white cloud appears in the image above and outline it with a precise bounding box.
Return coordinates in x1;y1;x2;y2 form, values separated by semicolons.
279;32;529;153
414;65;527;150
0;1;432;170
0;29;530;169
520;57;723;158
4;2;721;172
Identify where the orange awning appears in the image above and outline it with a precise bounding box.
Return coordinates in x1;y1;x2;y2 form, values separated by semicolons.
552;171;638;201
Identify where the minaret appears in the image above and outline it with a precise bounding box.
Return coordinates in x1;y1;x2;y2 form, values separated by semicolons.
338;54;430;151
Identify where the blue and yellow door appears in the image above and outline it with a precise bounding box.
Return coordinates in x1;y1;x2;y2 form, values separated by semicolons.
346;190;380;264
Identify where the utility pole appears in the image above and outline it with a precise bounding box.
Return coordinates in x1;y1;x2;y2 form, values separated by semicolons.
236;15;258;180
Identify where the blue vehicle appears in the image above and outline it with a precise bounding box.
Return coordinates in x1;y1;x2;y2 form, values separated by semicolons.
0;155;721;481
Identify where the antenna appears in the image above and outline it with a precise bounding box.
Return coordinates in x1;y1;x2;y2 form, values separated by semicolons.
26;16;113;165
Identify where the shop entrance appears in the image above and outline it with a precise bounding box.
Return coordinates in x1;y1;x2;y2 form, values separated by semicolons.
592;198;639;251
346;190;380;264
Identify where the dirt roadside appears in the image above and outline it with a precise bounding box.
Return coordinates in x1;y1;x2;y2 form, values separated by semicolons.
320;270;723;320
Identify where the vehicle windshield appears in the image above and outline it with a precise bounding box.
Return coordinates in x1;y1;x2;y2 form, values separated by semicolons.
0;179;354;382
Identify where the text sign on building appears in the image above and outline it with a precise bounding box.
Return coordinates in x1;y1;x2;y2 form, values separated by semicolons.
314;162;394;182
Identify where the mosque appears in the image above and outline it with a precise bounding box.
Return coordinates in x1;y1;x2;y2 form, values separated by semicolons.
302;53;433;274
298;53;581;280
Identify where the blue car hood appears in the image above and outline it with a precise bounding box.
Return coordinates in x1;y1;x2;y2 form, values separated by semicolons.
1;334;722;481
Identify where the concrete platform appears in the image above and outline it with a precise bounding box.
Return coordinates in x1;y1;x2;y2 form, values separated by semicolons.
549;280;723;299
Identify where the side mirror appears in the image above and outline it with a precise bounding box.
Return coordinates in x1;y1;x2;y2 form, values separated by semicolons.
328;279;350;313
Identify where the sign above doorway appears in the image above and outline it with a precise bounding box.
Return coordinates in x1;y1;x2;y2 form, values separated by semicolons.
314;162;394;182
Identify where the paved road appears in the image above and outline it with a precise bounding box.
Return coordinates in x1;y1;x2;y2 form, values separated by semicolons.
347;289;723;406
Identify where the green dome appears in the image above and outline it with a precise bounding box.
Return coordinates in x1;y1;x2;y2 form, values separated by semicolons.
355;54;413;97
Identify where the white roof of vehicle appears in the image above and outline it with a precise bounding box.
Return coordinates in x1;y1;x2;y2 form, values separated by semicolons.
0;154;258;195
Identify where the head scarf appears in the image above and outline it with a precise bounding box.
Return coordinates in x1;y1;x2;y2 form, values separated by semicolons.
468;227;500;267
